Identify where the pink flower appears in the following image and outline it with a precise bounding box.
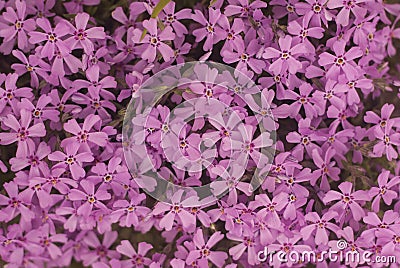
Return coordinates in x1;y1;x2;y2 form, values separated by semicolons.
28;17;70;59
318;40;363;80
48;142;94;180
186;229;228;268
192;8;225;51
323;181;369;221
61;114;108;150
68;180;111;216
116;240;153;267
263;35;307;74
136;18;175;62
0;109;46;156
0;0;35;52
369;170;400;212
64;12;106;54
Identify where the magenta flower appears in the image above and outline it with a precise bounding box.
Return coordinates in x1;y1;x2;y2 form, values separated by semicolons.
252;192;288;231
318;41;363;80
323;181;370;221
64;12;106;54
160;1;192;37
369;170;400;212
263;35;307;74
224;124;273;168
11;49;50;88
286;118;325;160
48;143;94;180
295;0;334;27
364;103;399;136
9;141;50;177
116;240;153;267
88;156;130;196
28;17;70;60
327;0;367;26
0;0;35;51
25;224;67;260
192;8;225;51
301;211;339;245
0;73;33;113
80;231;119;267
267;234;312;267
18;94;60;124
0;181;34;223
111;193;150;227
186;229;228;268
228;231;260;266
218;17;244;53
284;82;319;119
112;2;146;35
222;38;266;74
373;120;400;161
287;12;325;52
152;190;196;231
137;18;175;62
61;114;108;150
311;147;340;191
68;180;111;216
225;0;267;17
0;109;45;156
363;210;399;239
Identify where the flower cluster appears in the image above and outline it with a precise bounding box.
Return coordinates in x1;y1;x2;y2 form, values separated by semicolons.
0;0;400;267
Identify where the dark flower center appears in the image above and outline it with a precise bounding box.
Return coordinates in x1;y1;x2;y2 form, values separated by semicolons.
313;4;322;13
88;195;96;203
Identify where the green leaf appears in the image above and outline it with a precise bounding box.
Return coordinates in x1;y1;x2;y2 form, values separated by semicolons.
209;0;218;7
140;0;171;41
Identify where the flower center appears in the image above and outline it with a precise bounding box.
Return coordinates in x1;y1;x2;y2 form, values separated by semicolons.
66;157;75;165
162;124;169;132
384;135;390;144
48;33;56;42
336;57;345;65
173;205;181;213
15;21;23;29
286;4;295;12
206;24;214;33
342;195;351;203
104;174;113;182
301;30;308;38
202;248;210;256
17;128;28;140
88;195;96;203
33;109;41;118
281;52;289;59
180;140;187;148
380;187;386;195
150;37;158;45
313;4;322;13
76;30;86;40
